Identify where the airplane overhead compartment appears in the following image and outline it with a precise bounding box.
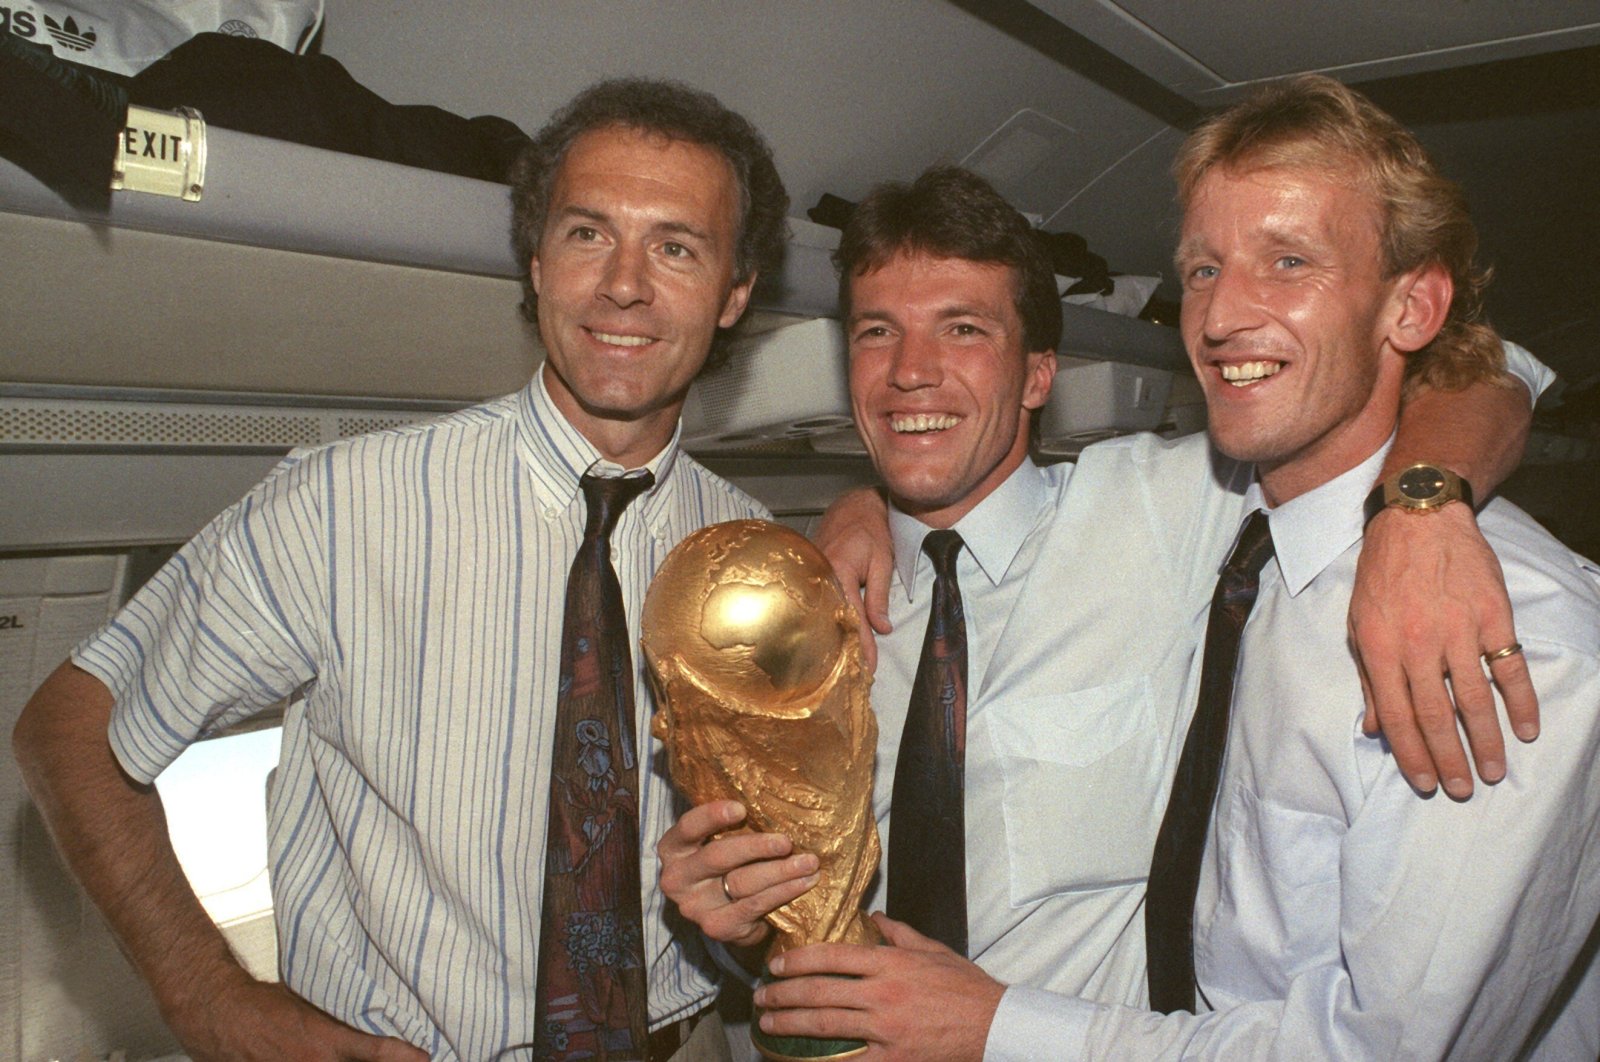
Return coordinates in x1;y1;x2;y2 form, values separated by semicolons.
0;123;841;315
683;315;1186;460
0;126;1187;405
0;102;1191;531
1037;356;1174;455
1060;300;1184;371
681;318;854;451
0;209;543;401
0;125;516;276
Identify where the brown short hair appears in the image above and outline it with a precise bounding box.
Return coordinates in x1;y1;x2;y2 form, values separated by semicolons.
509;78;788;363
835;167;1063;355
1175;74;1502;393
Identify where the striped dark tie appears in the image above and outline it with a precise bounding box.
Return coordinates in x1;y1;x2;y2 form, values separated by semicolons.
1146;509;1275;1013
886;528;970;955
535;470;655;1061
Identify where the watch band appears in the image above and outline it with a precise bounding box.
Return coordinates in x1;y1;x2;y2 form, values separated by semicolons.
1362;484;1387;526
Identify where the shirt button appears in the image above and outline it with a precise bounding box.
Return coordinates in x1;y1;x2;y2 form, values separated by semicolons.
543;506;558;520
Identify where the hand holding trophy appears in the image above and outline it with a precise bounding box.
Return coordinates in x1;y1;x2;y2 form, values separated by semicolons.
642;519;880;1061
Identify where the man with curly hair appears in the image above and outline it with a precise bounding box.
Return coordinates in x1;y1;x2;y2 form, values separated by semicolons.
14;78;788;1062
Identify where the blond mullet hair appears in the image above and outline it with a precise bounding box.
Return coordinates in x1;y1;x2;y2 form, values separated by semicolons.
1175;74;1506;395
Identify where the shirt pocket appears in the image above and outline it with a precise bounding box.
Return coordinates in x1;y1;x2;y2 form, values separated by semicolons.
1247;792;1343;890
985;675;1165;906
1202;785;1344;987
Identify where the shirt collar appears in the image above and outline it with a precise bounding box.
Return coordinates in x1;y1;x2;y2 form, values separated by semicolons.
517;365;682;518
889;457;1052;601
1243;436;1393;597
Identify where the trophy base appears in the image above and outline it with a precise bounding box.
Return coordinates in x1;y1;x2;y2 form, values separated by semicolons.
750;965;868;1061
751;1027;868;1061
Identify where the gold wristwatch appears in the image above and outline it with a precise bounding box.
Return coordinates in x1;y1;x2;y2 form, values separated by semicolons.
1363;463;1475;525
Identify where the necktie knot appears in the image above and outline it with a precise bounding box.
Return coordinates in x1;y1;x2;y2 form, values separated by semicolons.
1226;510;1275;579
1219;510;1275;605
922;529;965;579
580;471;654;544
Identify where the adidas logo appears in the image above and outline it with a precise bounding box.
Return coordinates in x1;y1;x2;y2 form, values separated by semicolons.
6;9;264;55
43;12;93;52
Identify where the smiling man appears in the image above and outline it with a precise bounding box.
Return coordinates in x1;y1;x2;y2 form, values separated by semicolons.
656;157;1555;1059
1024;73;1600;1060
13;79;787;1062
846;240;1057;529
1179;168;1401;497
526;121;761;467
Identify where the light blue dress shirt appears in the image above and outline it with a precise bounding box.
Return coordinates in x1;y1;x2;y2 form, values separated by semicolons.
77;370;768;1061
870;435;1252;1007
1007;443;1600;1059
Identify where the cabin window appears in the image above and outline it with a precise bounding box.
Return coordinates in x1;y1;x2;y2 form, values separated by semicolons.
154;722;282;977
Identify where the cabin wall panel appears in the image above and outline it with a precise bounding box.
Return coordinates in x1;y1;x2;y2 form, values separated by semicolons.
1;556;179;1061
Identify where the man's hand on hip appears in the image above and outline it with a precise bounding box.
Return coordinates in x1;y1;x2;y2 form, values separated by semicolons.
167;975;428;1062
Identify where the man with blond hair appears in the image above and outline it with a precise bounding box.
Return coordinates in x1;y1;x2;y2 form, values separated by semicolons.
1052;73;1600;1058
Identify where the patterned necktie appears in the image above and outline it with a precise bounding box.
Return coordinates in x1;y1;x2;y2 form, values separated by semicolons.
535;470;656;1061
1146;509;1275;1013
887;529;970;955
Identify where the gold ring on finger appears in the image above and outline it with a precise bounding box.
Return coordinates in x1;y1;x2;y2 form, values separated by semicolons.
721;875;735;902
1483;642;1524;664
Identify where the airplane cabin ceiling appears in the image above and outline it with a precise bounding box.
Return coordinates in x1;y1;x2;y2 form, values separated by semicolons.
315;0;1174;231
1040;0;1600;95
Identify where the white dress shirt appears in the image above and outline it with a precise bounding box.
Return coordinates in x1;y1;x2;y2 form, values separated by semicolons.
868;435;1252;1010
1015;443;1600;1060
1504;339;1557;406
77;371;768;1061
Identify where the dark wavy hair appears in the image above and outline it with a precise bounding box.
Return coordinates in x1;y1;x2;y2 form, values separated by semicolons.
834;166;1063;355
509;78;788;363
1176;74;1502;393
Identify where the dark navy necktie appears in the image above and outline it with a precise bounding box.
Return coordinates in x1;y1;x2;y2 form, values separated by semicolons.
886;529;970;955
535;470;655;1060
1146;509;1275;1013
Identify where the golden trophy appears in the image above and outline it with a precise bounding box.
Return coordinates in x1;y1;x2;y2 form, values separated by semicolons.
642;519;880;1061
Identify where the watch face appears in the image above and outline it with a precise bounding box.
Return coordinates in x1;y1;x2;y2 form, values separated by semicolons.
1397;465;1448;503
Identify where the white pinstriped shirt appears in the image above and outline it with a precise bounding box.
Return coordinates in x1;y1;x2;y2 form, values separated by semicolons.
76;371;768;1061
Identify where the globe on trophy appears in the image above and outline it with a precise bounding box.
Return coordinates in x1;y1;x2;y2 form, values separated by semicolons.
641;519;881;1062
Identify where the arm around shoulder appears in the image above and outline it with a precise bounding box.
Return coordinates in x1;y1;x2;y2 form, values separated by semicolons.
1352;366;1540;797
1387;369;1531;500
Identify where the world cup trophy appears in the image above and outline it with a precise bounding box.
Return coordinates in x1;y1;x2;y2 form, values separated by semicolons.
641;519;880;1061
